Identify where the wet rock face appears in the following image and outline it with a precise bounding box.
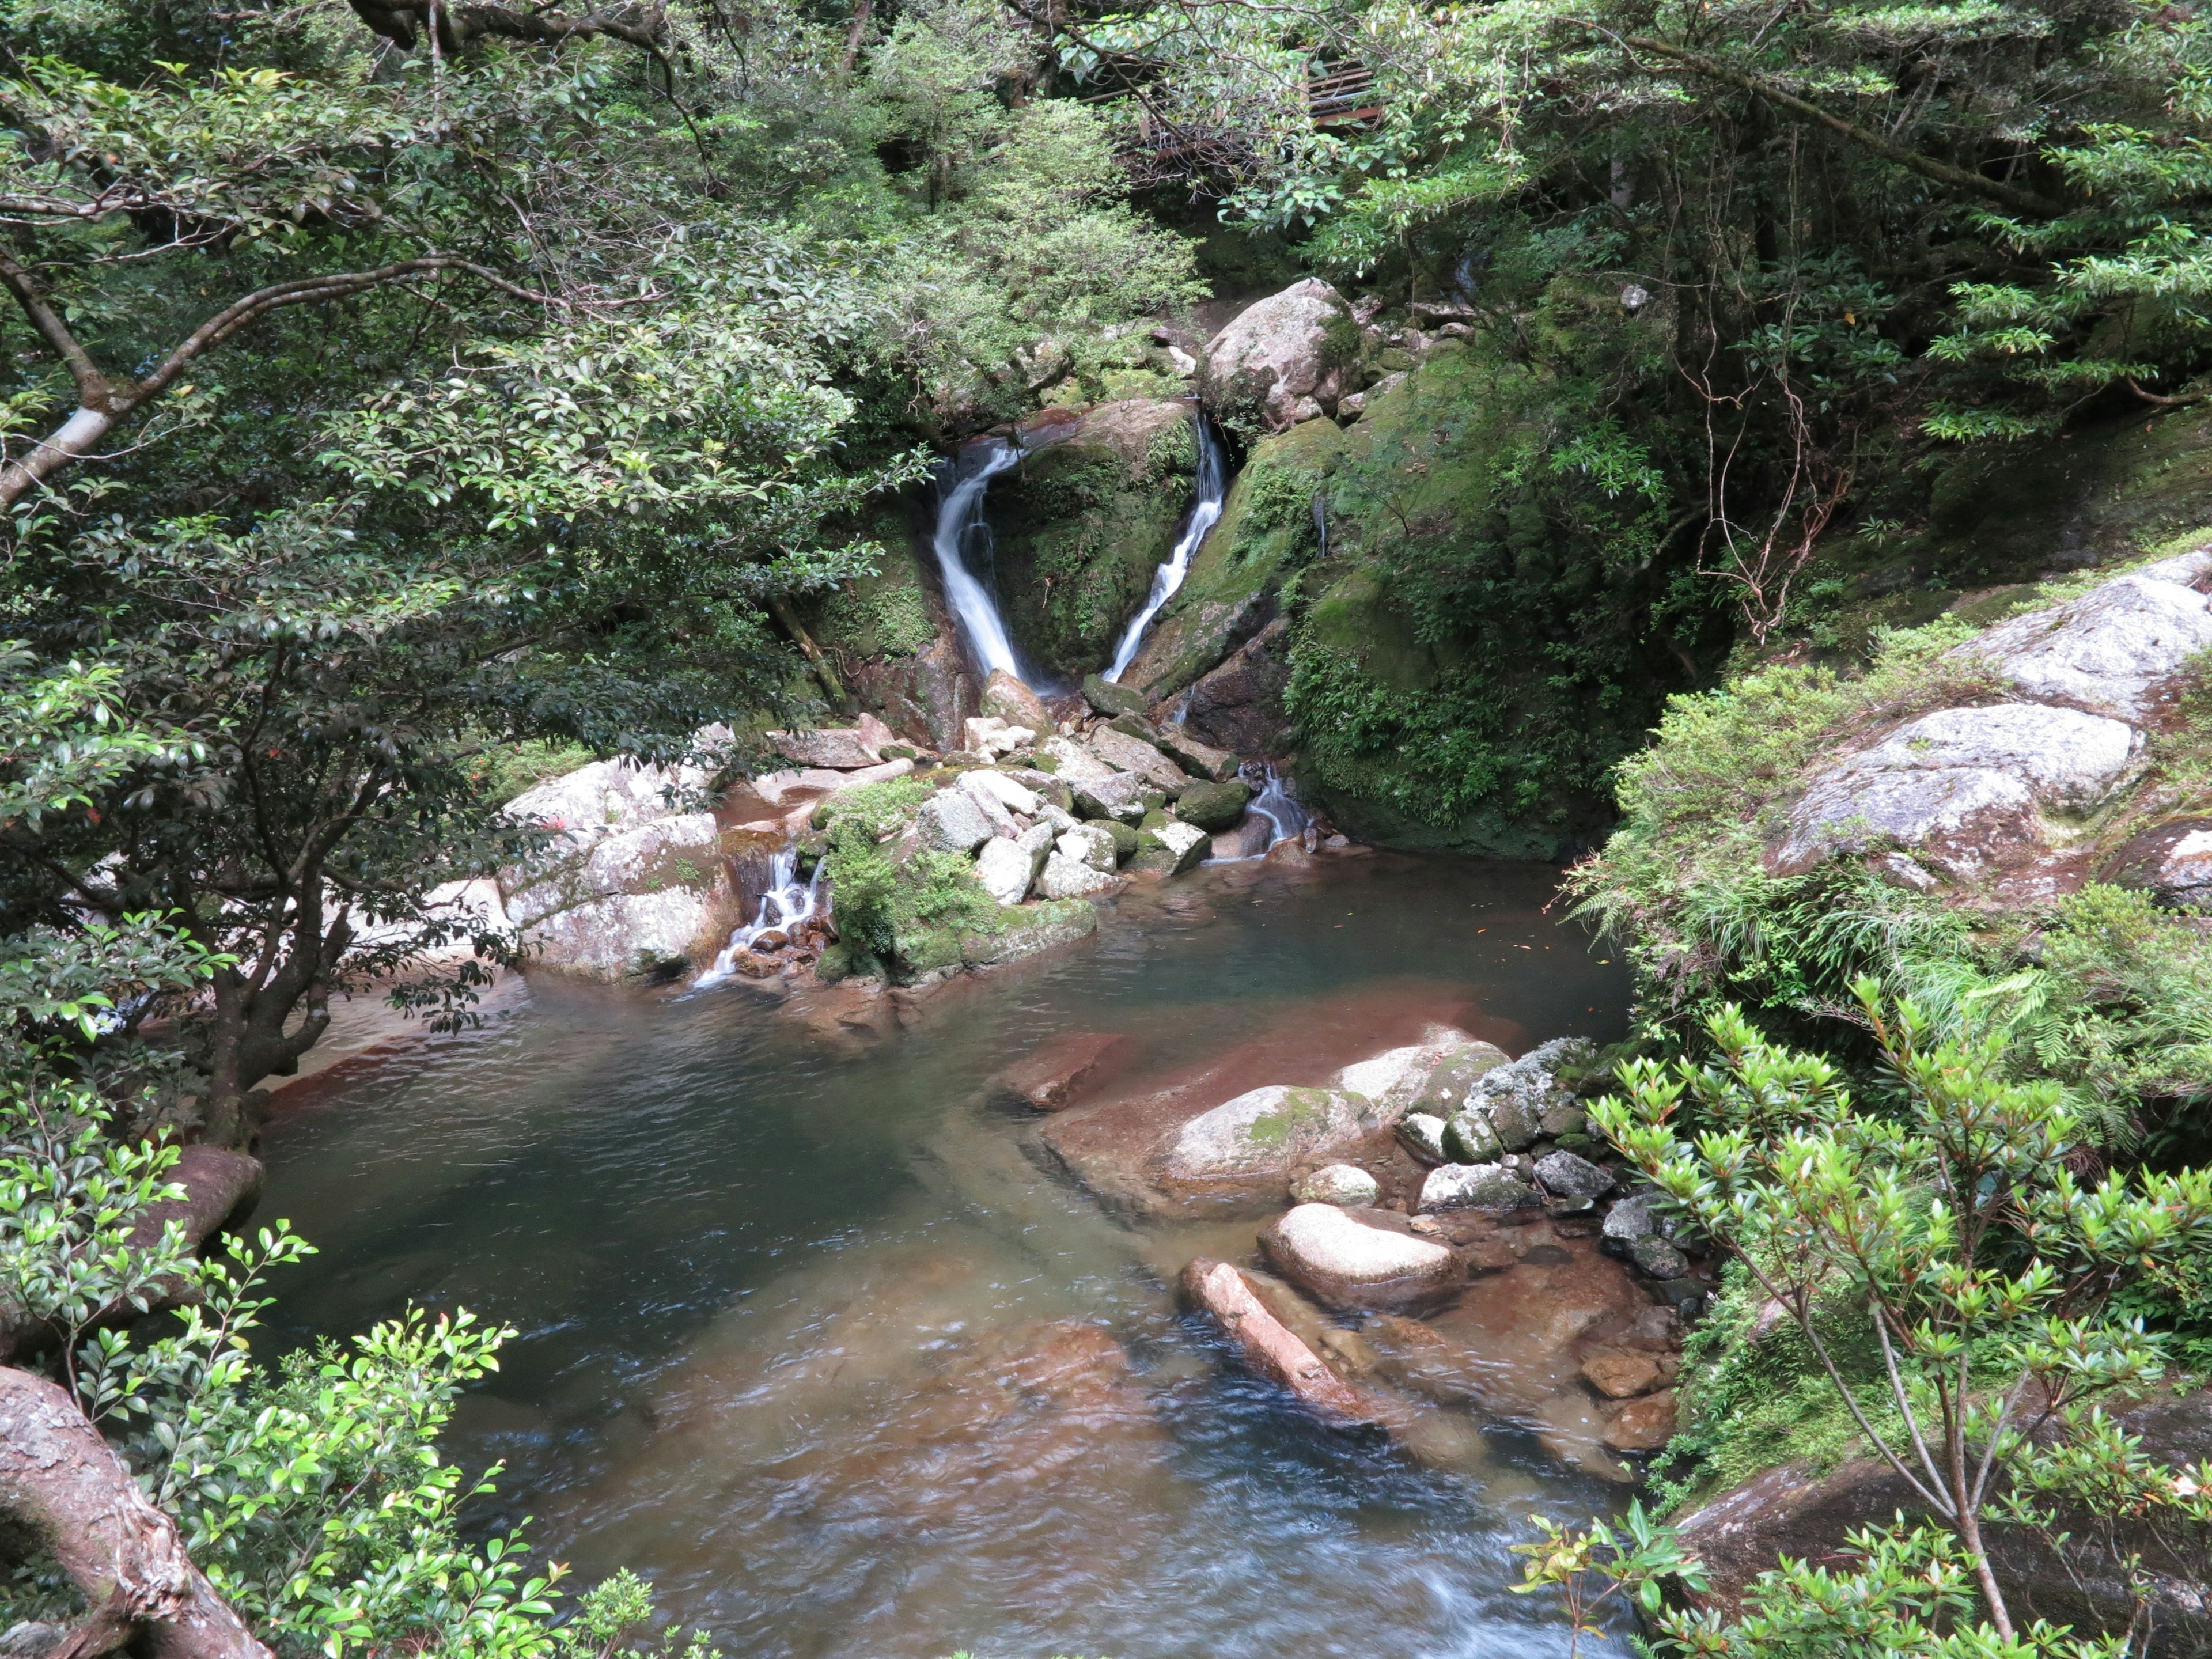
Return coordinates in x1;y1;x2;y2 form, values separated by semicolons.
1259;1203;1461;1311
1173;616;1293;756
1180;1259;1388;1425
1774;703;2141;879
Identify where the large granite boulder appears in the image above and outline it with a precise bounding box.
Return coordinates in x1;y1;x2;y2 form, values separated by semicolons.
985;1031;1135;1112
1957;547;2212;721
1258;1203;1461;1311
767;726;883;770
917;787;996;855
976;833;1047;905
1126;820;1209;876
2103;816;2212;910
1203;278;1355;434
1331;1027;1505;1122
1088;726;1190;796
959;898;1098;966
1773;703;2141;879
1162;1085;1368;1183
980;668;1052;733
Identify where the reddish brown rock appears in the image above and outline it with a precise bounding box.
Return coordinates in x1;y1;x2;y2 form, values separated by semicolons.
984;1032;1136;1112
1161;618;1293;757
1581;1349;1663;1399
1601;1389;1677;1452
1180;1259;1385;1426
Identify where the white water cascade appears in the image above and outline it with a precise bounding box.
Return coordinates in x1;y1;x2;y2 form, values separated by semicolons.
932;440;1027;681
696;846;825;986
1104;408;1227;683
1247;763;1310;849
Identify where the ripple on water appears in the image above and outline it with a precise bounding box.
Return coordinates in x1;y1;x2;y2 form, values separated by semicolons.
260;853;1638;1659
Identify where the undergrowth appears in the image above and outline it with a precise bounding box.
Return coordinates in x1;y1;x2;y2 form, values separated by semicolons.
816;777;1003;979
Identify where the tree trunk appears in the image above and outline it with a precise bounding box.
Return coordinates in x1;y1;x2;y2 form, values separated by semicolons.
0;1368;270;1659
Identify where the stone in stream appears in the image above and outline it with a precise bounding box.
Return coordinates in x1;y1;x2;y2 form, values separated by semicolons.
1035;849;1122;900
1152;726;1241;783
1396;1113;1449;1166
1630;1233;1692;1281
980;668;1052;733
767;726;883;770
1442;1111;1502;1163
985;1032;1135;1112
1163;1086;1369;1183
1176;777;1253;832
976;835;1046;906
1211;815;1273;861
1601;1390;1679;1453
1040;734;1118;782
1291;1164;1381;1207
1088;726;1190;796
1331;1026;1495;1122
959;898;1099;967
1058;823;1119;873
1179;1259;1387;1426
1421;1161;1541;1212
1259;1203;1462;1312
1600;1192;1658;1253
1072;773;1150;824
1408;1044;1510;1118
916;787;995;854
1081;673;1152;719
1533;1150;1615;1213
1581;1348;1665;1400
1468;1039;1594;1145
1125;820;1209;876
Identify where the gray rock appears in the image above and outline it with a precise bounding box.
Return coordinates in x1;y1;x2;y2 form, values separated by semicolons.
1331;1026;1492;1121
1072;772;1150;824
1631;1234;1692;1280
1959;550;2212;721
1601;1194;1657;1252
1258;1202;1461;1311
767;726;881;770
1040;735;1119;782
1775;703;2141;879
1035;849;1121;900
1082;673;1152;719
1089;725;1191;795
1466;1042;1593;1147
1443;1111;1503;1162
1150;820;1210;875
1535;1150;1615;1213
1164;1086;1367;1181
499;809;733;982
1396;1113;1449;1165
1154;726;1241;782
961;715;1037;759
1419;1161;1541;1212
1203;277;1355;430
2104;816;2212;911
961;898;1099;966
1292;1164;1381;1207
1058;823;1119;873
916;787;995;854
961;767;1041;817
976;834;1046;905
981;668;1052;733
1408;1044;1509;1118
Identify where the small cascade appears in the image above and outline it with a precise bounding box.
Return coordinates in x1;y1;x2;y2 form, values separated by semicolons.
932;440;1027;681
1104;408;1227;683
696;846;825;986
1246;763;1309;849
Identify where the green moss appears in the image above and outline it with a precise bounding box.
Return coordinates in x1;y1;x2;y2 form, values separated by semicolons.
811;517;937;662
1243;1087;1332;1147
816;782;1005;981
475;739;596;804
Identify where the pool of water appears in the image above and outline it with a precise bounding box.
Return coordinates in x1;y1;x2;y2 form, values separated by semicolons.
260;851;1639;1659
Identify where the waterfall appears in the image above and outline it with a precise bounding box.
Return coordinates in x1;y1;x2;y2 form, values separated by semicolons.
1246;763;1309;849
696;846;825;986
1104;408;1226;683
932;440;1026;682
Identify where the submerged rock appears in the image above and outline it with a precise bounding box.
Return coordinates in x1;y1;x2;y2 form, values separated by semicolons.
1259;1203;1461;1311
1601;1390;1679;1453
1291;1164;1382;1206
1180;1259;1385;1426
985;1031;1135;1112
1581;1348;1665;1399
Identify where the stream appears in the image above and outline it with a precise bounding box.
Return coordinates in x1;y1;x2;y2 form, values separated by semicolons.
261;854;1638;1659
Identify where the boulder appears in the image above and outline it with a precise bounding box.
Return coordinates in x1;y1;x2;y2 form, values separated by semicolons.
1071;773;1150;824
1203;278;1355;432
1774;703;2141;880
1179;1259;1385;1425
1534;1150;1615;1212
1088;726;1190;795
1331;1027;1498;1122
1958;548;2212;721
960;897;1099;966
1601;1390;1678;1453
505;756;706;847
1153;726;1241;783
981;668;1052;733
1581;1349;1664;1399
2104;816;2212;910
1396;1113;1449;1165
1163;1086;1368;1182
1467;1039;1594;1144
1058;823;1119;873
767;726;881;770
1127;820;1209;877
1408;1043;1510;1118
1291;1164;1382;1206
1173;616;1293;756
1107;711;1164;745
1420;1162;1541;1212
1629;1234;1691;1280
1443;1111;1503;1163
1176;777;1253;832
1082;673;1152;719
1035;850;1122;900
916;788;995;855
1601;1192;1658;1253
1040;735;1119;783
960;715;1037;759
976;835;1046;905
1211;816;1273;861
986;1031;1135;1112
499;809;734;982
961;768;1041;818
1258;1203;1462;1311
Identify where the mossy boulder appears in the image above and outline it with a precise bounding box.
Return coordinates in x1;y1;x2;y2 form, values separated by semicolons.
987;399;1199;678
1176;777;1252;831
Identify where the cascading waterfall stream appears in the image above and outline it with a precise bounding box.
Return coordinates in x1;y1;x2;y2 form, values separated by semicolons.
696;846;825;987
932;440;1027;683
1246;764;1309;850
1104;408;1226;683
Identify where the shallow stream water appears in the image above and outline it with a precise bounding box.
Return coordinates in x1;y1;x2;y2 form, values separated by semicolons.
261;853;1638;1659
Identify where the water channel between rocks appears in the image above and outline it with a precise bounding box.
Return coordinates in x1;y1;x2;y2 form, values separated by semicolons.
261;853;1638;1659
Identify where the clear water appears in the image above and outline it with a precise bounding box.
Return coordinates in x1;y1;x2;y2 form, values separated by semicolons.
260;853;1639;1659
